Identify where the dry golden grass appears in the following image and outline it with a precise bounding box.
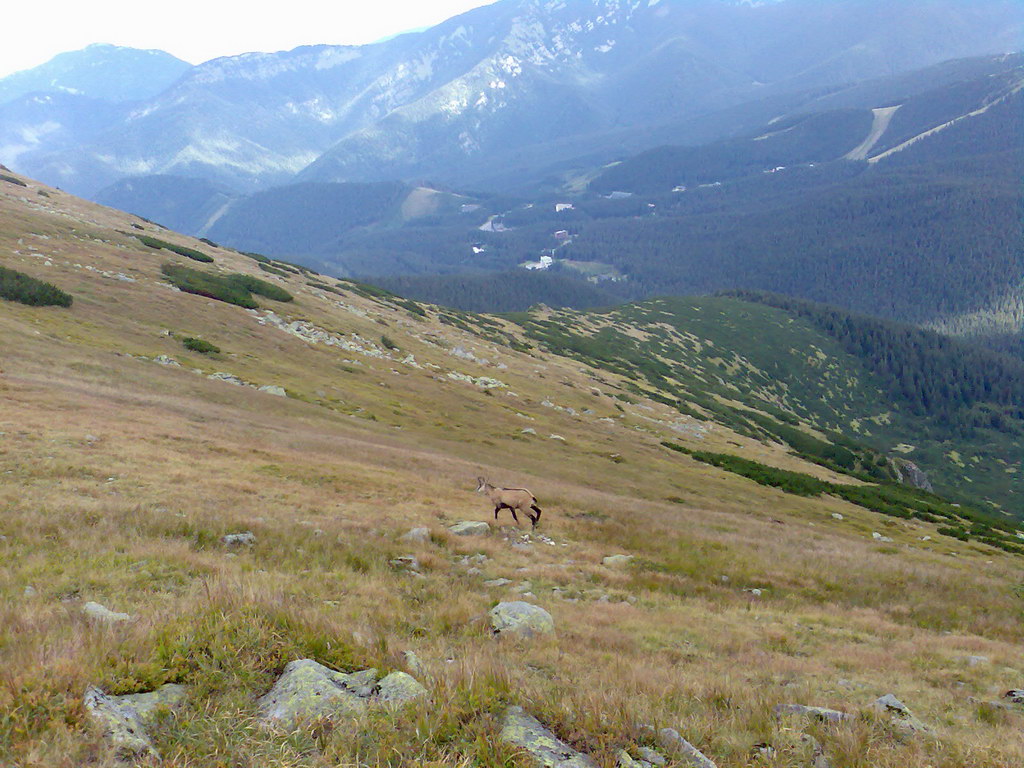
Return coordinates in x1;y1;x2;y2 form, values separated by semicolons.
1;172;1023;766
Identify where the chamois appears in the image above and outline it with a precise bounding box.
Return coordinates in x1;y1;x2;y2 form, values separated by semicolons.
476;477;542;529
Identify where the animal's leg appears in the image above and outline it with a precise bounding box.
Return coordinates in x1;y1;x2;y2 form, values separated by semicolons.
510;507;520;524
530;504;542;527
494;505;502;520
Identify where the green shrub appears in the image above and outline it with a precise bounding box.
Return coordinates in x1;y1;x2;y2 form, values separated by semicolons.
182;337;221;355
225;274;293;302
160;264;257;309
137;235;214;263
380;335;398;351
0;265;72;307
0;173;27;187
257;262;289;277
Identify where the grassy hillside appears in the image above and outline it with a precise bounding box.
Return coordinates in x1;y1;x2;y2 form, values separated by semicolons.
3;171;1024;767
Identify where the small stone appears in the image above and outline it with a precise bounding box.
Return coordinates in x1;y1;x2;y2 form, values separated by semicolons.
521;427;537;435
221;532;256;546
602;554;634;567
965;655;989;667
658;728;717;768
484;578;512;587
82;601;133;624
23;585;36;597
872;532;894;543
549;434;566;441
467;567;483;576
389;555;420;572
257;385;287;397
489;601;555;639
153;355;180;366
831;513;844;521
401;527;430;544
449;521;490;536
637;746;667;765
774;704;851;723
500;706;597;767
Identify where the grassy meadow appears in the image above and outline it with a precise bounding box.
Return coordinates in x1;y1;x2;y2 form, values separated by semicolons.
1;172;1023;766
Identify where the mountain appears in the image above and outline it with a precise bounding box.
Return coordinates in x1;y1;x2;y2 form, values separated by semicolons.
7;0;1022;197
3;167;1024;767
0;44;191;105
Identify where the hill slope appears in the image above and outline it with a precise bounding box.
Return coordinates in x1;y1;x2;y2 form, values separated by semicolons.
2;170;1024;766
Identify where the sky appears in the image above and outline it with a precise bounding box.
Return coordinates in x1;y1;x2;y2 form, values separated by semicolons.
0;0;498;78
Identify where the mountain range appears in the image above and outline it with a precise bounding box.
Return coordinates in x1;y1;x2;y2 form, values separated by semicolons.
1;0;1021;198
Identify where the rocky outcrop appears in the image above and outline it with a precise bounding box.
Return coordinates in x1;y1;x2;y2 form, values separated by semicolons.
490;602;554;639
889;458;934;492
221;532;256;546
500;706;597;767
258;660;425;731
84;683;187;760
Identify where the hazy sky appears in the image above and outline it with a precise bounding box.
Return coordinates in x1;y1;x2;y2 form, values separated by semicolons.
1;0;497;78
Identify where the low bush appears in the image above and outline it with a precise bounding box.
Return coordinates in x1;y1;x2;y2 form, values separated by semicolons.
182;337;221;355
226;274;293;302
0;173;27;187
0;265;72;307
161;264;257;309
138;235;214;263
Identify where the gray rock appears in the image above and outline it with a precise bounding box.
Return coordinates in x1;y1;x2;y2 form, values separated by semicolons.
602;554;634;567
872;532;894;543
637;746;667;765
831;513;844;521
221;531;256;546
964;655;989;667
23;585;36;597
484;578;513;588
389;555;420;572
82;601;133;624
872;694;930;733
890;457;934;492
259;660;371;729
84;684;187;759
499;706;597;767
209;372;246;386
521;427;538;435
376;671;428;703
658;728;717;768
257;384;287;397
400;527;431;544
490;601;555;639
153;355;180;366
403;650;427;678
449;521;490;536
774;704;851;723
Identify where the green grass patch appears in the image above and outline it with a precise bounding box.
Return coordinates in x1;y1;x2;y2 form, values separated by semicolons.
0;265;72;307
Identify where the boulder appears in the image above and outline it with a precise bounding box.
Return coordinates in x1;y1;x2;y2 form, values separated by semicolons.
490;601;555;639
500;706;597;767
872;694;930;733
84;683;186;760
376;671;428;703
658;728;717;768
259;660;371;729
774;704;851;723
222;531;256;546
449;521;490;536
82;601;132;624
400;527;431;544
389;555;420;572
602;554;634;567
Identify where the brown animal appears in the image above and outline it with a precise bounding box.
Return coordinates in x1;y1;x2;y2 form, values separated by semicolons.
476;477;542;529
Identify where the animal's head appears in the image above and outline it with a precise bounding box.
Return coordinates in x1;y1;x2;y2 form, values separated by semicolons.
475;476;487;492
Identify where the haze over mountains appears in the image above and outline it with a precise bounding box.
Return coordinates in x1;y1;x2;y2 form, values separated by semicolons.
1;0;1022;355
